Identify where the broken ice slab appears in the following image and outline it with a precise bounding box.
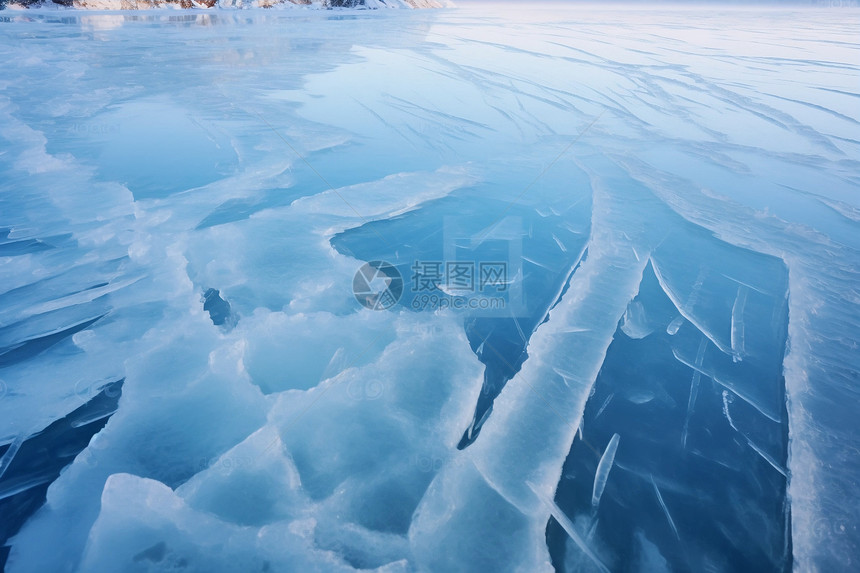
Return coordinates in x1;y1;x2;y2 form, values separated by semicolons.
651;224;789;361
650;474;680;541
671;337;783;423
0;435;24;481
0;314;106;369
551;224;790;572
529;481;610;573
681;337;708;449
0;380;123;570
331;177;594;448
666;315;684;335
591;433;620;511
730;286;749;361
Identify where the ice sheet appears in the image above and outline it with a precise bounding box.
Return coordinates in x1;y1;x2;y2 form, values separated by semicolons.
0;4;858;572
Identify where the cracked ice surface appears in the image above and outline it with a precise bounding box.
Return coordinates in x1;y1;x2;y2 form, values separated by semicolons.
0;4;858;573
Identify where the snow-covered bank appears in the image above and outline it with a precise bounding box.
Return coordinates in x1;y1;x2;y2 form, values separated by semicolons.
0;0;450;11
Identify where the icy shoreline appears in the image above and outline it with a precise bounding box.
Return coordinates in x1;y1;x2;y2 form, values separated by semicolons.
0;0;450;11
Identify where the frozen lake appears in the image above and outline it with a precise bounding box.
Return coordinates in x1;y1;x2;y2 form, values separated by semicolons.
0;3;858;571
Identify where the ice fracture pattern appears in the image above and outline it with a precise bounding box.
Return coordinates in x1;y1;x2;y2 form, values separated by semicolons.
0;4;858;572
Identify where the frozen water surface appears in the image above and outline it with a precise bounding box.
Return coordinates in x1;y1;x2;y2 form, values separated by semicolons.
0;3;858;572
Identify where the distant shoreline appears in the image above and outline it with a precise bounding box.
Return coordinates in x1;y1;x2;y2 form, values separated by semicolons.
0;0;451;11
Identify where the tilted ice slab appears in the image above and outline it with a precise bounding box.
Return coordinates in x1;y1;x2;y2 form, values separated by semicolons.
616;157;860;573
410;156;665;572
551;232;791;571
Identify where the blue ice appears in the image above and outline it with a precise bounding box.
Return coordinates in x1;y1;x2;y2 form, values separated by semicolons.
0;3;858;572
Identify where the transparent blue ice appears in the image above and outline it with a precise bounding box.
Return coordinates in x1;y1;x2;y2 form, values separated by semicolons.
0;4;858;572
